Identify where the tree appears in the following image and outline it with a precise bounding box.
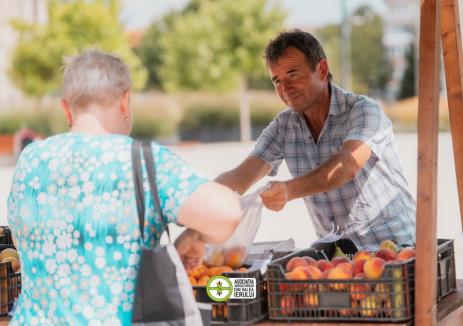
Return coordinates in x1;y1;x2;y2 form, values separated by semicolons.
398;43;416;99
160;0;285;141
9;0;147;103
350;6;392;96
316;24;342;85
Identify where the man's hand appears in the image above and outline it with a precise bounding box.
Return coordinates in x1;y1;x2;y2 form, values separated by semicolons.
174;229;206;272
260;181;290;211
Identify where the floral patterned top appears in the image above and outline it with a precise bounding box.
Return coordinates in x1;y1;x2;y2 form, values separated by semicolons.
7;133;208;326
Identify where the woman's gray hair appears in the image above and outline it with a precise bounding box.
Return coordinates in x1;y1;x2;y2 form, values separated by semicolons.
63;49;132;109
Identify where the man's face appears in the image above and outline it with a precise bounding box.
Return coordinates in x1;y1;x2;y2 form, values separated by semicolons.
268;47;327;114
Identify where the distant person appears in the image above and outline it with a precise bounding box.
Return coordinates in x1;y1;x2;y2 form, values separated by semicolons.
7;49;241;325
217;29;415;250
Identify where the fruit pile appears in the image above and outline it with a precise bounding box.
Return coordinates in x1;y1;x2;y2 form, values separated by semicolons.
273;240;416;319
187;264;249;286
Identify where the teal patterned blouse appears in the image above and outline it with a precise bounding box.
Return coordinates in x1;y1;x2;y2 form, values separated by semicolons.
7;133;208;325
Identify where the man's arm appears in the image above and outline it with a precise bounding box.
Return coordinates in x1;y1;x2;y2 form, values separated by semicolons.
261;140;372;211
215;155;272;195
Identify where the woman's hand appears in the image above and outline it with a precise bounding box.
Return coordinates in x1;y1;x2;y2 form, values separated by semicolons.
174;229;206;272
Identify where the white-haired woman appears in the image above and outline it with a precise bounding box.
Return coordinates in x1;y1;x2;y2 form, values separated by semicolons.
7;49;241;325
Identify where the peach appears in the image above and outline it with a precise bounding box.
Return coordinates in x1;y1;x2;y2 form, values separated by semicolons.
316;259;334;272
236;267;248;273
280;295;296;316
197;275;210;286
375;248;397;261
353;250;372;263
397;247;415;261
286;256;308;272
302;256;317;266
305;265;323;280
207;266;221;277
359;295;379;317
379;239;397;253
353;259;367;275
286;266;310;280
337;262;354;274
331;256;350;267
302;289;319;307
374;283;390;302
206;249;225;266
188;264;208;279
224;246;246;268
328;266;352;291
350;274;371;301
217;266;233;275
363;257;386;279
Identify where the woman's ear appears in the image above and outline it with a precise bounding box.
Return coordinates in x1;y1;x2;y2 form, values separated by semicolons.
119;89;131;120
61;99;73;128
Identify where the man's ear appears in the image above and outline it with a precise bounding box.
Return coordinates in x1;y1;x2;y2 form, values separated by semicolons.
60;99;73;128
318;59;329;81
119;89;131;119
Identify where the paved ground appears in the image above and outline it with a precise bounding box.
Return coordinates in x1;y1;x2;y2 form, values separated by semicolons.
0;133;461;277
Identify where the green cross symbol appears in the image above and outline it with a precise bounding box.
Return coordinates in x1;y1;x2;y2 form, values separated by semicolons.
206;276;233;302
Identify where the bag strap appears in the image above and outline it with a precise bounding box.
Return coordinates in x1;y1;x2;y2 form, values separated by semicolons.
141;141;172;243
132;140;145;238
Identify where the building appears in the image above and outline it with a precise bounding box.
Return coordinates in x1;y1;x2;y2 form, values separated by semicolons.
0;0;47;111
382;0;419;100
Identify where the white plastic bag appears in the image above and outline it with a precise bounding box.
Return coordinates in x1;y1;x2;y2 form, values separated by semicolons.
204;186;267;268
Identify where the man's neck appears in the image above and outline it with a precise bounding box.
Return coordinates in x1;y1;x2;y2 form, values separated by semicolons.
303;83;331;140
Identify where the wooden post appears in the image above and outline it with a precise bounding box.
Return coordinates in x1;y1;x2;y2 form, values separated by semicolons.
416;0;441;325
441;0;463;230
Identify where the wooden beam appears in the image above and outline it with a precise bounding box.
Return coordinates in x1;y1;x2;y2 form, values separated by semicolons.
416;0;441;325
441;0;463;231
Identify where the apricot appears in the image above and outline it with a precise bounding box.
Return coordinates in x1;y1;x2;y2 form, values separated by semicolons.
286;256;308;272
188;264;208;279
397;247;415;261
363;257;386;279
224;246;246;268
375;248;397;261
188;276;197;285
197;275;210;286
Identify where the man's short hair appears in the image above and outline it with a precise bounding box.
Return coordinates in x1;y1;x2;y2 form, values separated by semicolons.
63;49;132;109
264;29;333;81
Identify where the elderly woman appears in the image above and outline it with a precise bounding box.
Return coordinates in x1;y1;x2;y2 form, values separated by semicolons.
7;50;241;325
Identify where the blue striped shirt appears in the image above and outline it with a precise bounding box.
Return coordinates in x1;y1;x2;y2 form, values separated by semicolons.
251;83;416;250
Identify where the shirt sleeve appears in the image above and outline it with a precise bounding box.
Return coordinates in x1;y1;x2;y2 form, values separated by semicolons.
150;144;209;225
250;117;284;176
343;99;393;159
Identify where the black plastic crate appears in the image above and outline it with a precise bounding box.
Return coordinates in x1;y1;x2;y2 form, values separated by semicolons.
0;244;21;316
193;268;267;325
436;239;457;300
267;249;415;322
312;238;456;301
0;227;13;246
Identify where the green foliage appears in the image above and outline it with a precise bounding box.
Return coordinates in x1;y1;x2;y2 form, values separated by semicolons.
316;24;342;84
9;0;147;100
398;43;416;99
0;108;67;135
159;0;285;92
350;6;392;95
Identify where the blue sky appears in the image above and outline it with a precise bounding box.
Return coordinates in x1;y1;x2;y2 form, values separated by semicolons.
120;0;386;30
